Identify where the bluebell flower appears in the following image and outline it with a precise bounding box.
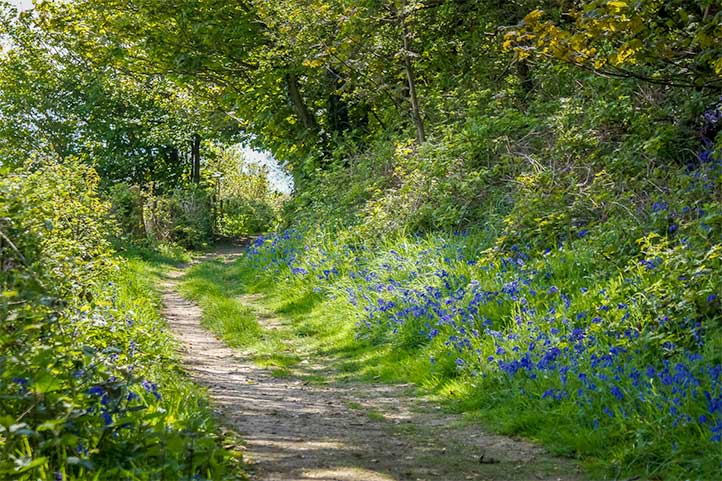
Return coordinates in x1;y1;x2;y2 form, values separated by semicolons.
141;380;161;400
652;201;668;213
88;386;104;397
101;410;112;426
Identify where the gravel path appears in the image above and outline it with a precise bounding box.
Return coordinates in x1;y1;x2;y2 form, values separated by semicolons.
161;249;585;481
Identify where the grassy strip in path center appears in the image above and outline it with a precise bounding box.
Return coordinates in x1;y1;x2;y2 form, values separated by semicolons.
178;252;453;391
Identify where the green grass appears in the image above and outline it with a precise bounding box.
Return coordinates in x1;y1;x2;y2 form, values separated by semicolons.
179;227;722;481
179;254;630;479
179;261;262;347
180;257;429;386
115;239;193;267
112;245;245;480
366;410;386;422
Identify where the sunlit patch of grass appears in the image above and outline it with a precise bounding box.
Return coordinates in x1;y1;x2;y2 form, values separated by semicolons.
270;368;293;378
366;410;386;421
254;352;301;369
180;260;261;347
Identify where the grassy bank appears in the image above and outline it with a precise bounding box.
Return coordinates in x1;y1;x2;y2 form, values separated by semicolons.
74;244;245;480
181;222;721;480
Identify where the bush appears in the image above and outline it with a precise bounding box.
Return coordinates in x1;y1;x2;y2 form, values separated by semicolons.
0;163;236;480
217;198;276;236
207;144;285;237
164;186;214;248
109;183;146;240
112;184;214;249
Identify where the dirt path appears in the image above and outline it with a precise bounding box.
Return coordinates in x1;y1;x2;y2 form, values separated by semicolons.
161;249;585;481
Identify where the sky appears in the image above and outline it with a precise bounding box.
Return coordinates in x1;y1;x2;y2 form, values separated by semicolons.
10;0;33;10
239;146;294;195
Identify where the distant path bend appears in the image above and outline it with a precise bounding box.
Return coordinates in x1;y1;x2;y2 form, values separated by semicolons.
161;247;585;481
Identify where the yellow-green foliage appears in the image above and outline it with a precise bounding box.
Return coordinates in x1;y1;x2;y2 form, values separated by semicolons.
208;145;284;236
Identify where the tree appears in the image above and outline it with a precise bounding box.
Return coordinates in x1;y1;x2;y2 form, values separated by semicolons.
0;3;234;189
505;1;722;90
30;0;547;175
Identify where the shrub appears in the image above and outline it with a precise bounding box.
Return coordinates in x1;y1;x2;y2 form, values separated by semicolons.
109;183;146;240
0;163;235;480
218;198;277;236
126;186;214;249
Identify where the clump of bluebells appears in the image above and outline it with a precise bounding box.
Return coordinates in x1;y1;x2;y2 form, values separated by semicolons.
242;144;722;476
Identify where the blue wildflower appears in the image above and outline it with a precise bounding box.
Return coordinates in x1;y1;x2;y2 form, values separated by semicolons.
652;201;668;212
101;410;112;426
88;386;104;397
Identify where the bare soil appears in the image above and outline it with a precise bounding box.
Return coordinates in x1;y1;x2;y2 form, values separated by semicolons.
161;249;586;481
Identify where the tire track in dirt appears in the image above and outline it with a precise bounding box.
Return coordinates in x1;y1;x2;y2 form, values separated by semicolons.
161;248;586;481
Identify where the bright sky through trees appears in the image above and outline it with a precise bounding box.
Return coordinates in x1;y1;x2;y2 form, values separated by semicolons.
9;0;32;11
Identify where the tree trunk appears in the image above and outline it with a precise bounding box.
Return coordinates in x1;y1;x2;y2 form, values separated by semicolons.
285;72;317;132
327;68;350;136
517;59;534;95
401;7;426;143
169;146;179;165
191;134;201;183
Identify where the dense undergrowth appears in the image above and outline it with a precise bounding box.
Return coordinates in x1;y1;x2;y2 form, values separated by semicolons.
0;164;241;480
